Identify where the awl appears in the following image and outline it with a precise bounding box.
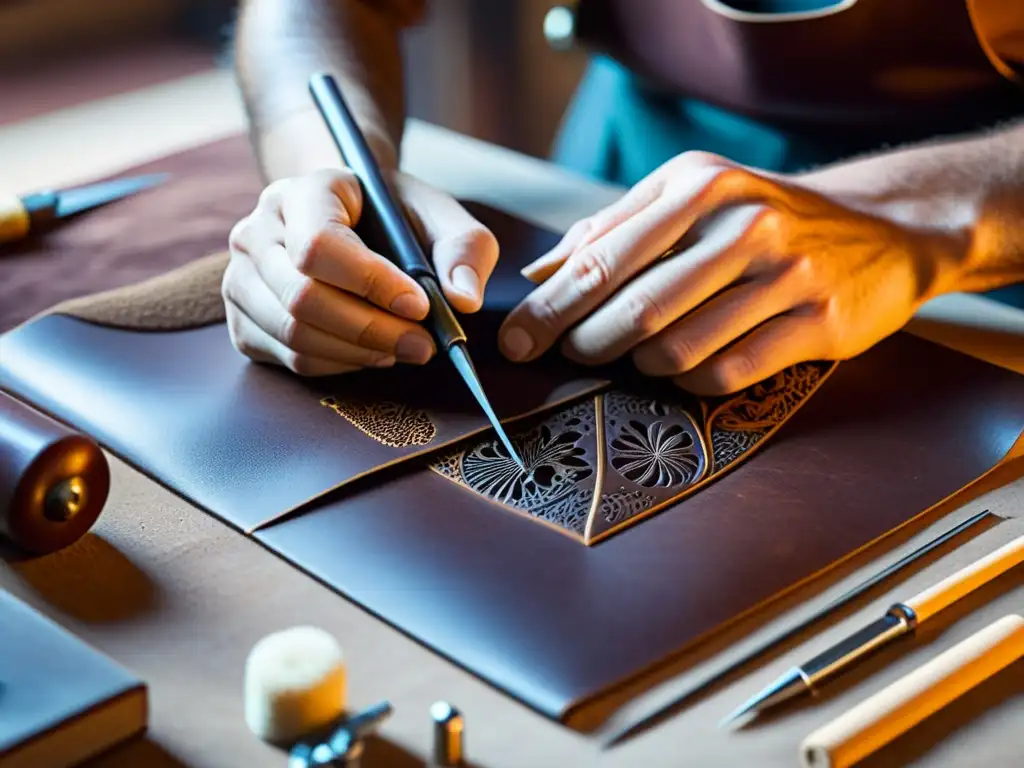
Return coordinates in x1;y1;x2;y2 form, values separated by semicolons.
721;532;1024;727
308;72;524;467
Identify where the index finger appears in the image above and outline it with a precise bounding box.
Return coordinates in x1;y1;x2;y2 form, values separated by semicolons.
497;196;686;362
282;170;430;322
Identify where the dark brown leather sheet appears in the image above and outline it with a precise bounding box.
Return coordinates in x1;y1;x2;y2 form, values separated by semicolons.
3;135;1024;722
254;327;1024;717
3;287;1024;719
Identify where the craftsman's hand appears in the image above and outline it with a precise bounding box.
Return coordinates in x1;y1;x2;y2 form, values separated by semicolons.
224;168;498;375
498;151;966;395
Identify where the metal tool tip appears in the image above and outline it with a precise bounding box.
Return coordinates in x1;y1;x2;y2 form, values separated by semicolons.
719;667;807;729
718;702;757;729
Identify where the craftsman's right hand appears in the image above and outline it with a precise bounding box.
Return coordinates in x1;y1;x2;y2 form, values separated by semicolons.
223;168;499;375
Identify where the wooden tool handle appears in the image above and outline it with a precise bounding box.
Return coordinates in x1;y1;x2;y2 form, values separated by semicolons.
0;192;30;244
902;534;1024;624
800;614;1024;768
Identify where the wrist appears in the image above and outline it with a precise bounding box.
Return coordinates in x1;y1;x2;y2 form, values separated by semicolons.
256;108;400;181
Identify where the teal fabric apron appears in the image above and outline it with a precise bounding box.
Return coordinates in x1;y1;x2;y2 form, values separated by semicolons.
551;55;1024;308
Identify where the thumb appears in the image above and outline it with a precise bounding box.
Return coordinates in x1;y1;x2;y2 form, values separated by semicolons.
399;177;499;313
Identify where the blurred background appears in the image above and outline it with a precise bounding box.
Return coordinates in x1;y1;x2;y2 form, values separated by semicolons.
0;0;587;160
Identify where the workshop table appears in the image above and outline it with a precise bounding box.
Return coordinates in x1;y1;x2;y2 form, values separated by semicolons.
1;72;1022;768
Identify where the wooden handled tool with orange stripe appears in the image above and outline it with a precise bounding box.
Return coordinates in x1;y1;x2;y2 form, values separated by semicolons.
0;174;168;247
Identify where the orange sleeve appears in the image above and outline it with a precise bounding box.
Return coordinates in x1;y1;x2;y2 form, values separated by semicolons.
968;0;1024;82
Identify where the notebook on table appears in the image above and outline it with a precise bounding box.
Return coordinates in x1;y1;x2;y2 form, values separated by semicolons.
0;591;147;768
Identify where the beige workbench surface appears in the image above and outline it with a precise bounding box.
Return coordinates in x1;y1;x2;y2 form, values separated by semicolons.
1;70;1022;768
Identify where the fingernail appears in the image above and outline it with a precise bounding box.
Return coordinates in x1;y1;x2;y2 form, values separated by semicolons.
395;333;435;364
390;291;428;320
372;354;396;368
451;264;480;300
501;326;534;361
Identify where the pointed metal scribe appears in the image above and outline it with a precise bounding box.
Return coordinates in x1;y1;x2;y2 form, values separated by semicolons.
307;72;524;469
449;343;524;467
719;667;808;728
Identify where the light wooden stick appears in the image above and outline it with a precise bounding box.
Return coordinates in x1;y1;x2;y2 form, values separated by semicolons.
799;614;1024;768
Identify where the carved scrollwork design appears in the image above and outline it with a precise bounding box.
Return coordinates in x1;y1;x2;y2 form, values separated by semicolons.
707;362;833;471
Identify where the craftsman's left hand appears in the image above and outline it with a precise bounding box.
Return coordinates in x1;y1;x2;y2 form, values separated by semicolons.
497;151;964;395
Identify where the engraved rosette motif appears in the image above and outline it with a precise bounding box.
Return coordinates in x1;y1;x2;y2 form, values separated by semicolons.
429;361;835;544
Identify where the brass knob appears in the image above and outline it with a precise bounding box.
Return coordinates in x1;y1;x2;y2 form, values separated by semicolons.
543;4;578;52
43;476;86;523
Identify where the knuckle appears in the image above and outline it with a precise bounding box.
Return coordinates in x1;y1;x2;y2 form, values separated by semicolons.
624;291;664;338
570;247;614;293
355;319;386;350
817;297;846;352
312;166;355;187
224;304;244;344
257;180;286;210
752;208;786;244
677;150;720;169
283;277;317;320
714;353;759;393
318;168;361;215
819;295;843;329
220;259;238;301
789;253;819;285
360;266;385;302
294;229;331;275
528;294;564;333
228;217;251;253
278;313;302;349
282;351;309;376
663;337;703;374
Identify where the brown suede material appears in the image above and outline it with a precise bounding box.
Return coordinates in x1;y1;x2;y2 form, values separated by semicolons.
37;251;229;331
0;135;259;334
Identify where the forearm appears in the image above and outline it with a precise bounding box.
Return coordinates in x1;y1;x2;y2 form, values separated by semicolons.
795;120;1024;296
234;0;408;180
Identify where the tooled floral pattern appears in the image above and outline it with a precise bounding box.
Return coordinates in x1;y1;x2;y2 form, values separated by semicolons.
430;361;830;541
431;402;596;534
460;425;592;506
609;420;702;488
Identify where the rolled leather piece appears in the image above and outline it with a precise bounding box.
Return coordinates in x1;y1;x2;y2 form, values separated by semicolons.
0;388;109;554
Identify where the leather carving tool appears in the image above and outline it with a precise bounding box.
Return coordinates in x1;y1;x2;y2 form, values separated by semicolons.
0;173;168;246
603;508;998;747
308;71;524;468
721;531;1024;727
799;614;1024;768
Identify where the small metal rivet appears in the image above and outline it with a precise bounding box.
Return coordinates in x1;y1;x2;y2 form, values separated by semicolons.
43;476;86;523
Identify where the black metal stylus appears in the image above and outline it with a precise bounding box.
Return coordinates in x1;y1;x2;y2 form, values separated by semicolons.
308;72;524;468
